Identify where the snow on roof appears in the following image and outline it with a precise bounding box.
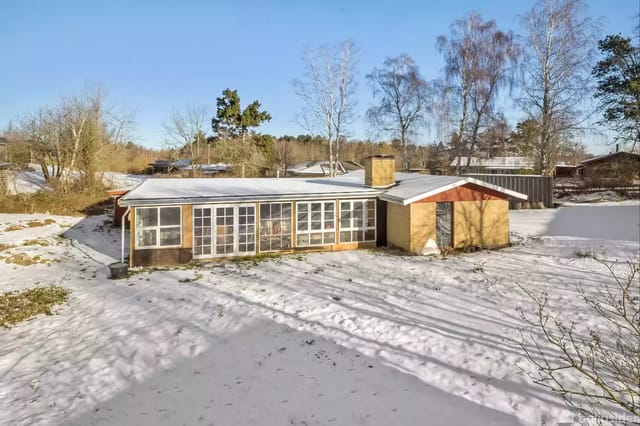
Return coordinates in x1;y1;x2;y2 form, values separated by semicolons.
288;161;347;175
381;173;527;205
120;173;380;206
450;156;534;169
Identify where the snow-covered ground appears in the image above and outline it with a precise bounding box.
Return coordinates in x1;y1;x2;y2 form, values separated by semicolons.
3;165;146;194
0;205;638;425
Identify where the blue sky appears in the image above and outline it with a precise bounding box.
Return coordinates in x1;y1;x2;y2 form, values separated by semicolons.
1;0;637;153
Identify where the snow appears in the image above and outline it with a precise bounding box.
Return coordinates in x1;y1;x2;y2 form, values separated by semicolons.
3;165;147;194
120;175;380;205
0;205;638;425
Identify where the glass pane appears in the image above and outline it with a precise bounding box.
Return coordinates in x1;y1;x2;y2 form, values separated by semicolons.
324;211;334;221
281;237;291;249
194;209;202;218
311;212;321;221
194;246;202;255
297;234;309;246
203;218;211;226
324;232;335;244
260;220;271;235
282;203;292;217
324;220;334;230
340;219;351;229
160;207;180;226
137;208;157;227
217;207;226;215
340;202;350;211
226;207;233;216
247;243;255;252
159;227;181;246
340;231;351;243
298;221;308;231
298;203;307;213
271;238;282;250
260;204;270;218
367;200;375;210
195;218;202;227
239;216;246;225
138;229;156;246
310;233;322;245
260;237;269;251
271;204;281;217
367;218;375;227
311;203;321;212
311;221;321;230
354;230;364;242
298;212;308;223
216;217;224;225
325;202;334;211
247;206;255;215
239;207;246;215
365;230;375;241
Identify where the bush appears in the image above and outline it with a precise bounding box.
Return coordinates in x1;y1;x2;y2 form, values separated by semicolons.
0;184;111;216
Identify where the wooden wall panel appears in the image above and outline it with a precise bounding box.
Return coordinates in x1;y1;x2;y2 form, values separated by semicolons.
409;202;436;253
453;200;509;248
386;203;411;251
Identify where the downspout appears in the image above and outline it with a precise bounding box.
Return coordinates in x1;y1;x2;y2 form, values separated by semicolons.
121;206;131;264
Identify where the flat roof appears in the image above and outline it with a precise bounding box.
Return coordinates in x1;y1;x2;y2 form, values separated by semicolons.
119;174;381;206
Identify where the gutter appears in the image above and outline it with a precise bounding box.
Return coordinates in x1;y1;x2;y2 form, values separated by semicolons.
119;191;383;207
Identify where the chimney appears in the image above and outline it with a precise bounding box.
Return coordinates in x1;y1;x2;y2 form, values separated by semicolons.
364;155;396;188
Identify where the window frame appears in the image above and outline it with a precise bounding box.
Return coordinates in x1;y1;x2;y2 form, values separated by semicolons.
338;199;376;244
135;206;183;249
258;202;293;252
295;200;336;247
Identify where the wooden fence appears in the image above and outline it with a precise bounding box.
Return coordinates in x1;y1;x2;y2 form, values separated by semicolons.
465;173;554;209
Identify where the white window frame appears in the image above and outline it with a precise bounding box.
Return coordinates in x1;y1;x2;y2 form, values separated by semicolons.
135;206;182;249
259;202;293;252
338;199;376;243
192;204;257;259
295;200;336;247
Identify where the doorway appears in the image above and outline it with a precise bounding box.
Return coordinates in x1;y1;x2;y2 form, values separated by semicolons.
435;202;453;249
193;204;256;258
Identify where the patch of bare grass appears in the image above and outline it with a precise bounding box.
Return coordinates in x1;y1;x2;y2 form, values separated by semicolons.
23;238;51;247
0;286;70;328
5;253;49;266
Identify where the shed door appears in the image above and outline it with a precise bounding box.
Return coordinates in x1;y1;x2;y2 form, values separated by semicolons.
435;202;453;248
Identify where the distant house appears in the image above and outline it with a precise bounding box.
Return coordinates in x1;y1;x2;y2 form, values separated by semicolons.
0;137;8;164
287;160;363;177
578;151;640;181
450;157;534;174
118;155;527;267
149;159;229;175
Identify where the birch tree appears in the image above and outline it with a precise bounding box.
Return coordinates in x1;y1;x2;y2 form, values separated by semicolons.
366;54;431;171
438;12;520;175
519;0;599;175
292;40;358;177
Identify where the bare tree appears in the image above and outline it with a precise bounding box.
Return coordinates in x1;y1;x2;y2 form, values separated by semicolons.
164;105;208;172
438;12;520;175
519;0;600;175
292;40;358;177
518;259;640;422
366;54;432;171
18;86;129;189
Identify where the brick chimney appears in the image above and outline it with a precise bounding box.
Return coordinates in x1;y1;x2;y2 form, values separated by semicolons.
364;155;396;188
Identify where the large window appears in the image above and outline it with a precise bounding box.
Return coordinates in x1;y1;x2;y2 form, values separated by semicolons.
339;200;376;243
259;202;292;252
136;206;182;248
296;201;335;247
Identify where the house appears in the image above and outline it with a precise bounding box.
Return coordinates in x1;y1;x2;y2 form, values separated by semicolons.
0;137;8;163
577;151;640;181
118;155;527;267
287;160;363;177
450;156;534;174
